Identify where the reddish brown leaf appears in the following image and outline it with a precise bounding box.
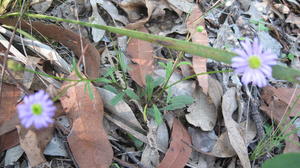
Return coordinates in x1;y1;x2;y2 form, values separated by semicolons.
262;86;300;116
127;26;154;86
0;130;19;153
187;6;209;94
0;18;100;79
60;73;113;167
0;83;21;152
261;86;300;153
158;119;192;168
17;125;53;167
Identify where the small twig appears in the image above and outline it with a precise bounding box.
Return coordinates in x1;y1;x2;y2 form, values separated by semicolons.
110;140;146;168
247;86;265;139
113;157;139;168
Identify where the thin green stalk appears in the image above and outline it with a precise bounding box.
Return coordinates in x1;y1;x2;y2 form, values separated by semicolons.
1;13;299;83
166;69;233;89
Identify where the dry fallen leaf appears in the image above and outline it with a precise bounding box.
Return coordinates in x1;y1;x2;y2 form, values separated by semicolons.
97;0;129;25
0;18;101;79
262;86;300;116
98;88;143;130
31;0;53;13
0;83;21;152
187;6;209;94
212;122;256;158
60;73;113;168
157;119;192;168
90;0;106;42
17;125;53;167
261;86;300;153
127;26;154;86
167;0;194;13
222;88;251;168
186;87;217;131
124;0;169;29
208;77;223;108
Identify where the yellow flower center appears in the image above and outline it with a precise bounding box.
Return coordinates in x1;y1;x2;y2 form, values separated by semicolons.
31;104;43;115
248;56;261;69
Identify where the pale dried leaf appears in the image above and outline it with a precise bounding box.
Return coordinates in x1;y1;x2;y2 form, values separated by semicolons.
208;77;223;108
286;13;300;27
31;0;53;13
154;69;196;96
90;0;106;42
4;145;24;166
186;88;217;131
141;145;160;168
96;0;129;25
97;88;143;129
167;0;194;13
0;33;26;63
17;126;53;167
208;121;256;158
222;88;251;168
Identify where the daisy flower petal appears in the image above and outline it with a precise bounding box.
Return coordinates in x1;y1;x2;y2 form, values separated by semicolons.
17;90;56;129
231;38;277;87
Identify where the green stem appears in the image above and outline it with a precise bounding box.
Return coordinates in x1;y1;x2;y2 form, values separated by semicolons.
166;69;233;89
1;13;300;83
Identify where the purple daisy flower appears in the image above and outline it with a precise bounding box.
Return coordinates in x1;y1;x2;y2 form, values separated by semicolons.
17;90;56;129
231;38;277;87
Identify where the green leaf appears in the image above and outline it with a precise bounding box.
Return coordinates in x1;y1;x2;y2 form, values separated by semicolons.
176;61;192;68
94;77;112;83
145;75;154;101
262;153;300;168
152;104;163;125
153;77;164;88
170;95;194;105
165;102;187;110
165;62;173;79
287;53;295;61
110;92;125;105
72;58;84;80
158;62;167;69
104;85;119;94
164;95;194;110
124;88;139;100
86;82;94;100
128;134;144;149
117;51;128;73
166;89;173;104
